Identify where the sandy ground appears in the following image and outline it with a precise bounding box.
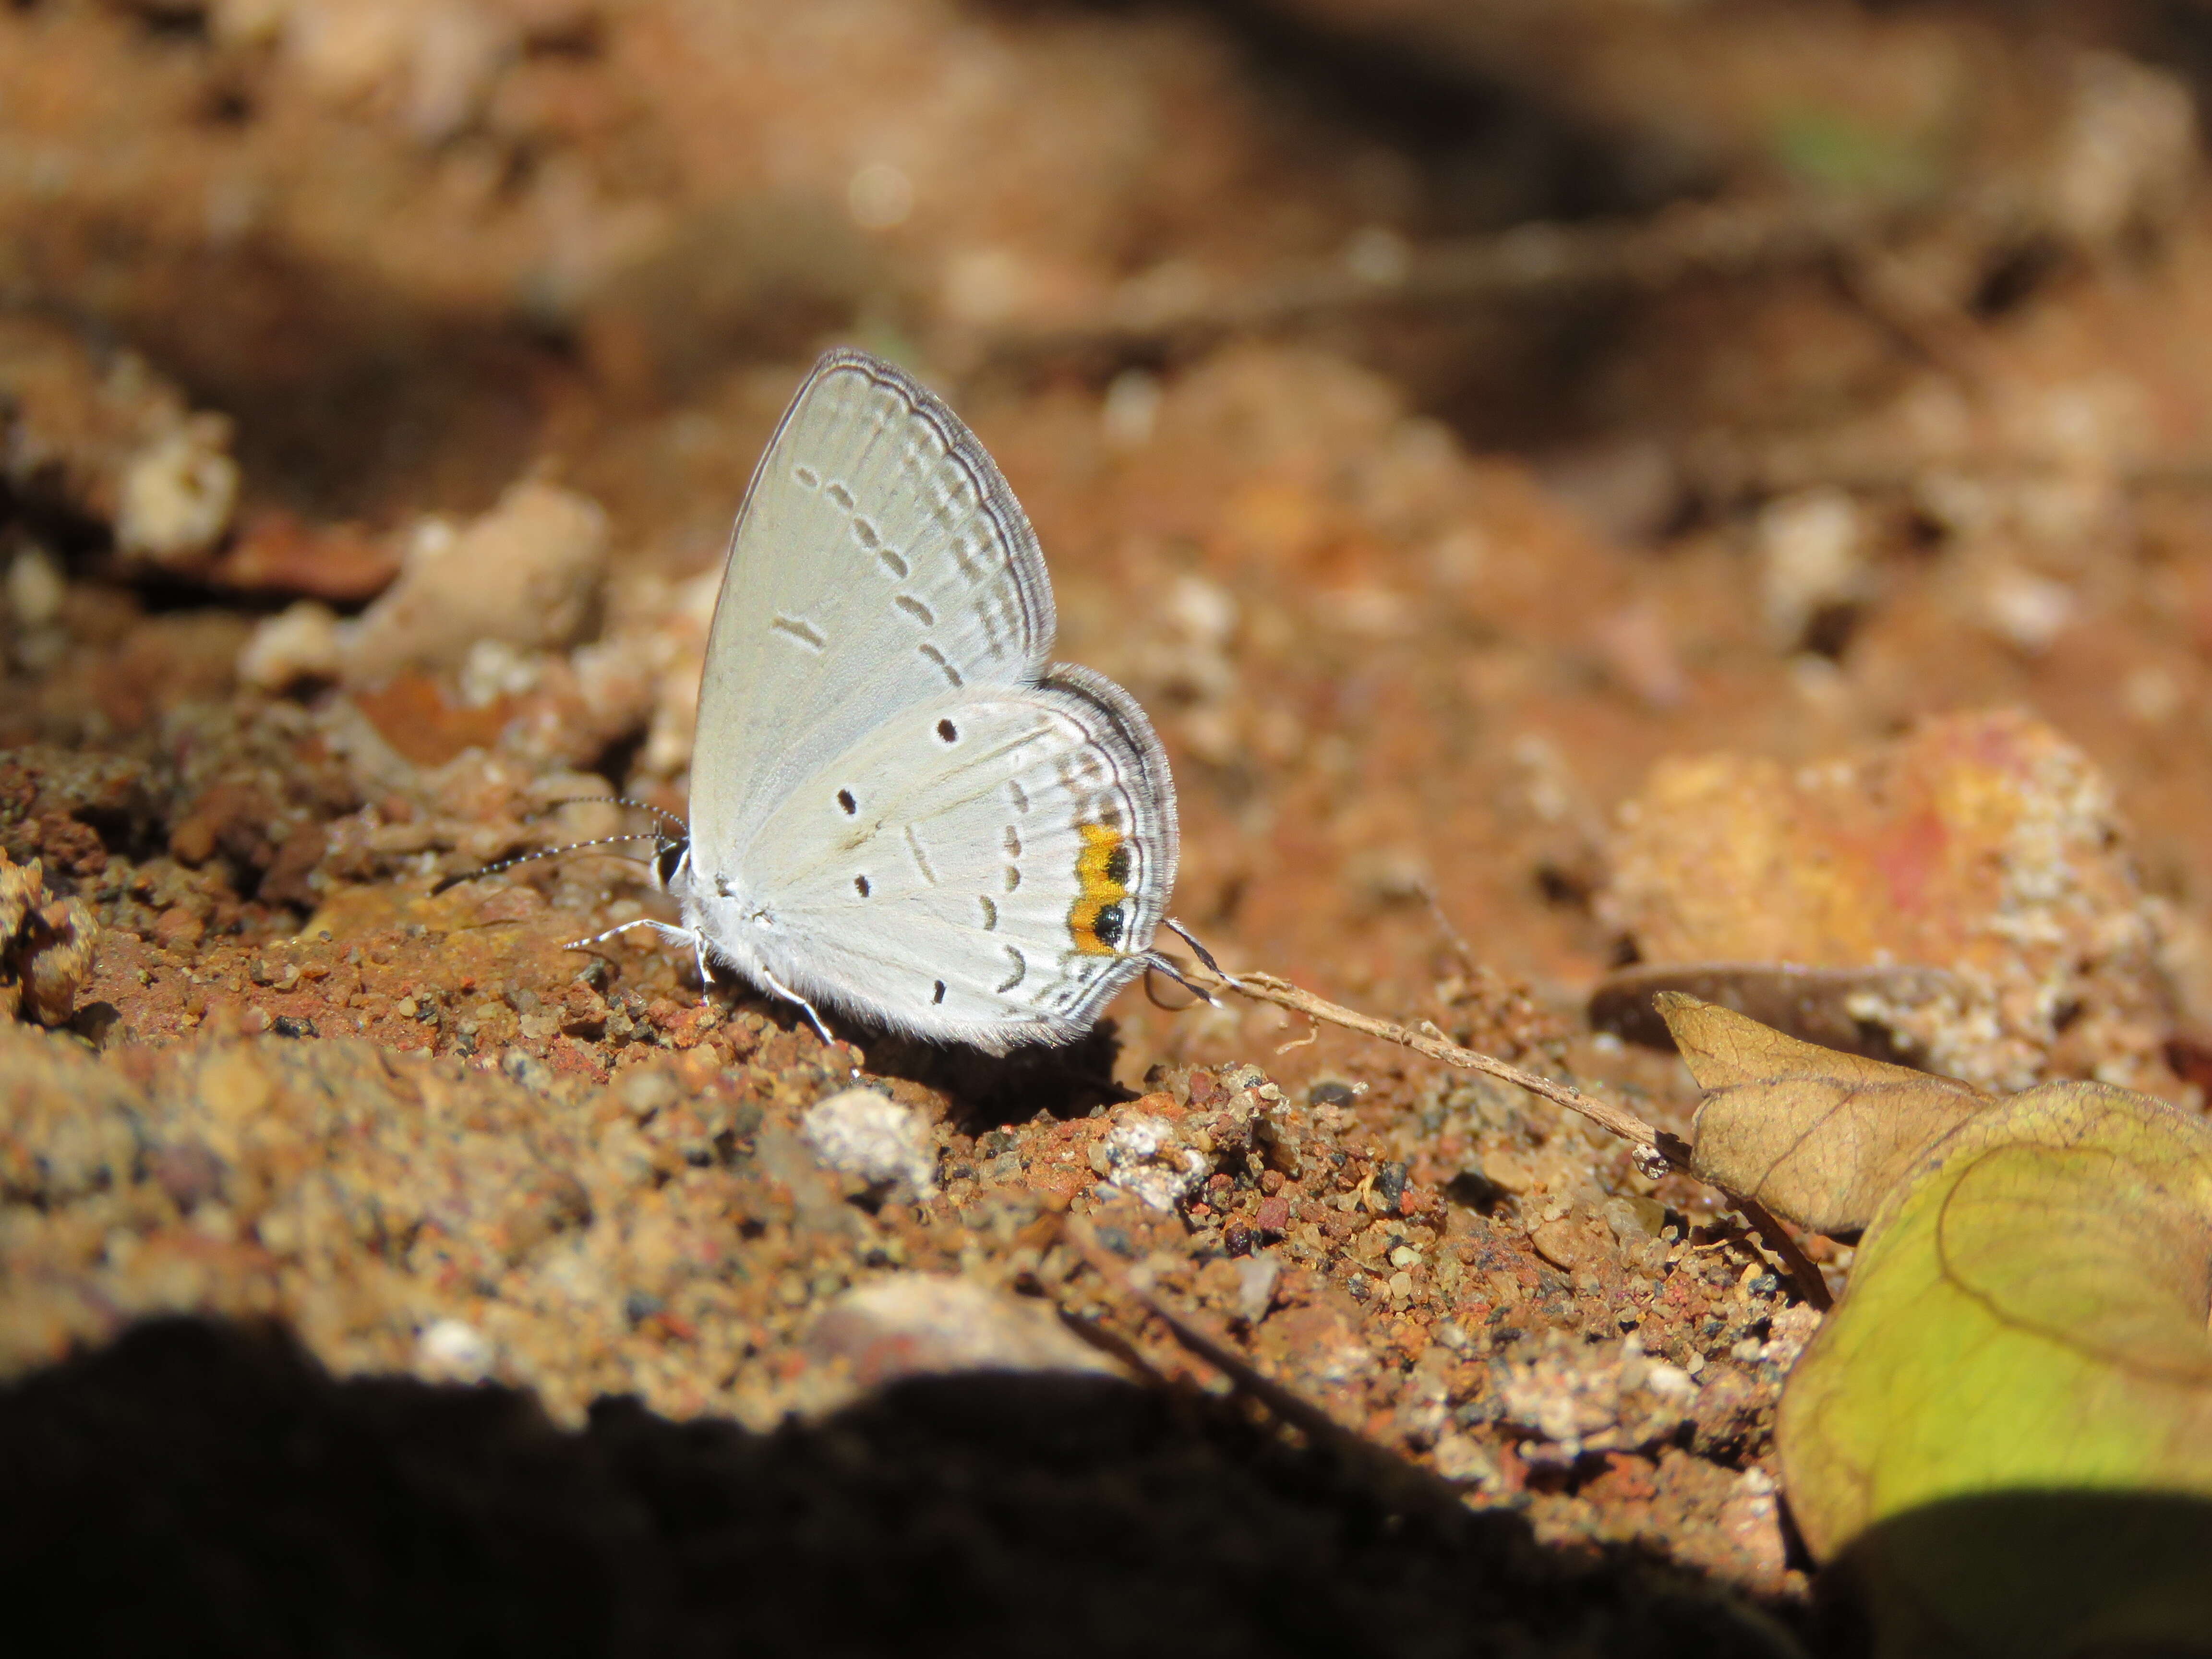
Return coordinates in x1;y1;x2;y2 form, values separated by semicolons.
9;1;2212;1650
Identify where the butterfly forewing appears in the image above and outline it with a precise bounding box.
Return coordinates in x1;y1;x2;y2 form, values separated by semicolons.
689;350;1057;867
738;667;1178;1053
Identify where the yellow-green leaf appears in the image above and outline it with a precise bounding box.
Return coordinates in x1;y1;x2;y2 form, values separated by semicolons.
1657;993;2212;1656
1779;1080;2212;1554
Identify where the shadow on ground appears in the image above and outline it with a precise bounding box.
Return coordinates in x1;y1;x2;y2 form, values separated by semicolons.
0;1317;1802;1658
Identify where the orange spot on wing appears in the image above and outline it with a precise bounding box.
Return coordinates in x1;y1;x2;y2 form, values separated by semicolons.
1067;823;1131;955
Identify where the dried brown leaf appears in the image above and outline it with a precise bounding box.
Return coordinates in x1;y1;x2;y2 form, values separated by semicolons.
1658;991;1989;1236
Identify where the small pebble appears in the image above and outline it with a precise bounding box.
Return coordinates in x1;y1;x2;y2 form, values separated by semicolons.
414;1317;494;1383
801;1088;937;1197
803;1274;1118;1392
1234;1251;1281;1323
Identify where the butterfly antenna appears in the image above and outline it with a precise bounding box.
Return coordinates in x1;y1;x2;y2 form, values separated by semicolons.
430;835;657;896
528;794;688;837
1163;917;1238;988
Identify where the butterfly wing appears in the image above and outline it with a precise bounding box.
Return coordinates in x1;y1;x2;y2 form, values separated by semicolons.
736;665;1179;1053
688;349;1057;869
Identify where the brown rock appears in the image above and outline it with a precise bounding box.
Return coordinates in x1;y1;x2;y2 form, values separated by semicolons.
802;1274;1121;1394
343;481;609;684
1529;1217;1588;1271
0;851;98;1026
1602;710;2172;1089
209;511;402;603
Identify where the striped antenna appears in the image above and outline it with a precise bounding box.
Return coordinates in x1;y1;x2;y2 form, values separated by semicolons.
430;835;658;897
529;794;688;837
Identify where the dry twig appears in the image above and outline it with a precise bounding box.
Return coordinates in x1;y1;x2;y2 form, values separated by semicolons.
1187;962;1836;1309
1059;1214;1468;1515
1199;967;1682;1161
982;193;1891;358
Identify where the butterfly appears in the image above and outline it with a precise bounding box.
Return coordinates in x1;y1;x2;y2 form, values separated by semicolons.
541;349;1193;1054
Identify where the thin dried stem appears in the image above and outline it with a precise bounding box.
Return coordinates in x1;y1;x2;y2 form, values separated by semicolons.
1193;965;1843;1308
1732;1195;1834;1312
980;193;1891;358
1200;967;1679;1159
1061;1215;1464;1514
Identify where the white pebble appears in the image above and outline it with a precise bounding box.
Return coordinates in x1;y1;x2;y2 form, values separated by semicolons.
801;1088;937;1197
344;480;608;682
237;600;343;691
414;1317;494;1382
1234;1251;1281;1324
1755;487;1863;646
1102;1111;1207;1213
116;416;239;568
6;545;64;628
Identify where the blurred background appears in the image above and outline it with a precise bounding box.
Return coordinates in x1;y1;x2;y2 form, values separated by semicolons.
9;0;2212;1092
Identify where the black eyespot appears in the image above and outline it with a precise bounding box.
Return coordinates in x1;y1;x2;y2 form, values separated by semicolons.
837;789;856;815
1103;844;1131;886
854;876;870;897
932;980;947;1004
1094;903;1126;948
937;719;957;743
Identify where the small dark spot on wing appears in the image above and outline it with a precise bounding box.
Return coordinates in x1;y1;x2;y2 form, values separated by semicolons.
918;643;962;687
771;616;826;650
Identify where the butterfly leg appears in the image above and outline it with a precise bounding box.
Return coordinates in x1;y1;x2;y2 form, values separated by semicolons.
757;965;838;1050
569;916;725;985
566;918;731;1001
1141;951;1221;1008
565;917;700;953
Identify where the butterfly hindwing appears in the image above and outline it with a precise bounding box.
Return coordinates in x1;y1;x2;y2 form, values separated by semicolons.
735;666;1178;1053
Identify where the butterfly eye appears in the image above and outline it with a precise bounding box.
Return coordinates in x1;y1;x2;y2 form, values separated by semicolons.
837;788;857;815
653;840;687;888
936;719;958;744
854;876;871;897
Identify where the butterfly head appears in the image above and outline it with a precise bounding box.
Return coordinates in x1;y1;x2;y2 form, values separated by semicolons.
651;835;691;892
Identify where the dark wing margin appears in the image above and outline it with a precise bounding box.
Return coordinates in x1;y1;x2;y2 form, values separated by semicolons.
809;348;1058;669
1041;661;1181;1017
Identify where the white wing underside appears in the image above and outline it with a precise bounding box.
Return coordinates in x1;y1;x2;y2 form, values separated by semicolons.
690;352;1055;858
737;671;1172;1052
681;350;1178;1051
